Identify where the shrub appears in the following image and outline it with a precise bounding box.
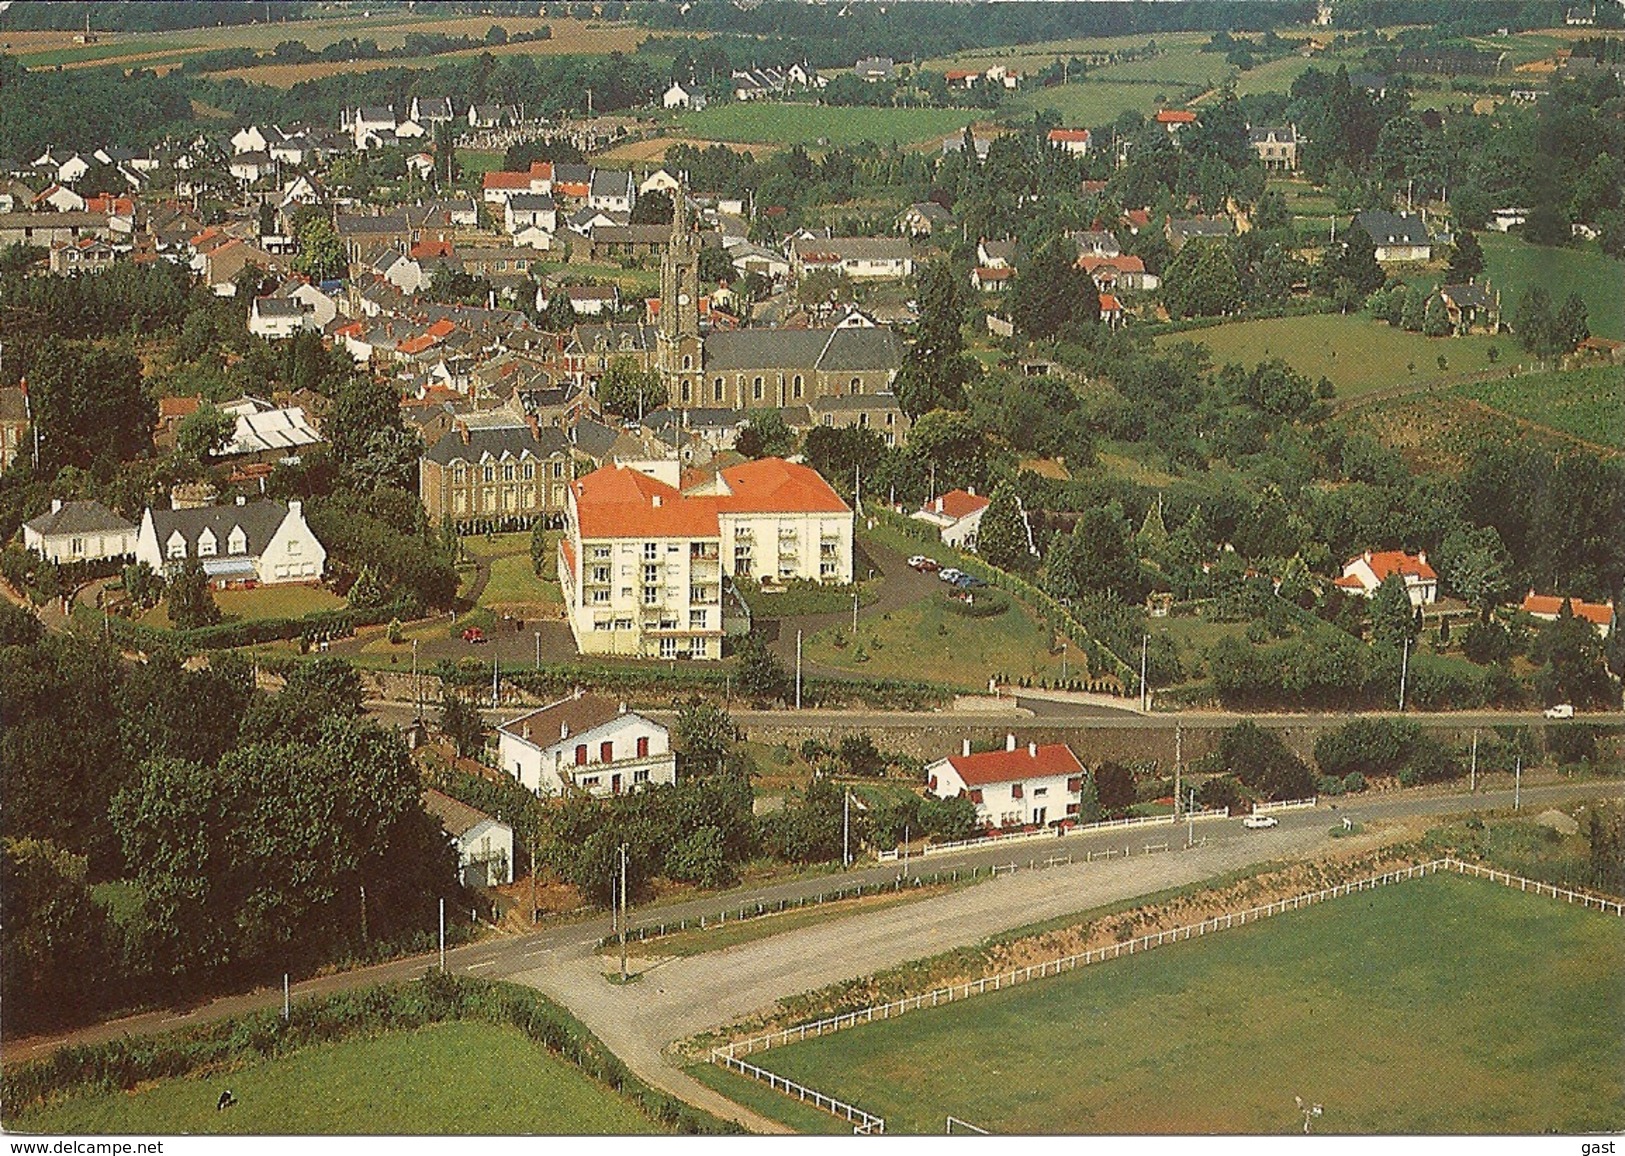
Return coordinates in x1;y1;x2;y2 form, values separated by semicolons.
1341;771;1367;793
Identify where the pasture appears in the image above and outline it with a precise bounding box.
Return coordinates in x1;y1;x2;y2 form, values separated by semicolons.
1451;367;1625;452
725;872;1625;1134
674;103;975;149
1007;81;1177;128
1480;232;1625;341
10;1021;663;1135
1157;313;1507;397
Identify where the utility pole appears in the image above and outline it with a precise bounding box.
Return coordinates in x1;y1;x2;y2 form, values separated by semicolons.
618;842;629;983
1187;787;1196;847
795;629;802;709
283;973;290;1022
1514;754;1521;811
902;823;910;877
1139;635;1149;712
359;884;367;944
439;897;446;972
843;788;851;868
529;844;537;925
1470;729;1478;792
412;638;420;721
534;630;541;672
491;650;499;707
1398;636;1410;712
1173;725;1182;817
852;590;859;634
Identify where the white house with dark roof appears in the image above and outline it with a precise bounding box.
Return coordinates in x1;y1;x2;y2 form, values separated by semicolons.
496;690;676;797
422;789;514;886
926;735;1086;830
23;499;137;564
248;295;312;339
790;236;913;281
1354;210;1432;262
135;497;325;585
588;170;636;215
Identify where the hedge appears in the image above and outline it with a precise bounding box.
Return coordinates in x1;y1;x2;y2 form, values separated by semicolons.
1;972;738;1135
74;598;418;652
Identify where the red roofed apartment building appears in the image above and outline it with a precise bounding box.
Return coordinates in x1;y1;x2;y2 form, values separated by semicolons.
1335;549;1438;606
560;457;852;659
912;487;990;551
1519;591;1615;638
927;735;1086;830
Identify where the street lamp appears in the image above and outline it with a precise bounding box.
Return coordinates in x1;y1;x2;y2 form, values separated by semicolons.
534;630;541;672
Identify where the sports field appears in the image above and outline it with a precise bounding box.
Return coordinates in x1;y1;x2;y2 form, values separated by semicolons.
10;1021;663;1135
714;873;1625;1134
675;103;975;149
1157;313;1507;397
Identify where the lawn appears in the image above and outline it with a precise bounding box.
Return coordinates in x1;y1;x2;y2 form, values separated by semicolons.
1480;232;1625;341
674;103;975;149
1451;367;1625;451
1157;313;1508;398
11;1021;662;1135
733;873;1625;1134
140;583;346;628
1007;81;1175;128
482;552;563;613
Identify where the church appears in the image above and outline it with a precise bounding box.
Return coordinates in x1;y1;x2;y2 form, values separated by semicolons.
654;194;906;410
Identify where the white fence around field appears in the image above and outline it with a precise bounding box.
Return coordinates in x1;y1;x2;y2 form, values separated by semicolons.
1251;796;1318;815
905;807;1231;860
710;855;1623;1131
714;1053;885;1134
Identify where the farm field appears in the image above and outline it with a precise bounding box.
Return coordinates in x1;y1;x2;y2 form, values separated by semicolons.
1156;313;1507;397
10;1021;663;1135
922;32;1210;73
725;873;1625;1134
1451;367;1625;451
1479;232;1625;341
674;103;975;149
1087;43;1240;86
139;582;346;628
1007;80;1178;127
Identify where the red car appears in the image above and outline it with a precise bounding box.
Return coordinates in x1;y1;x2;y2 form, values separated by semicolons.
461;627;487;644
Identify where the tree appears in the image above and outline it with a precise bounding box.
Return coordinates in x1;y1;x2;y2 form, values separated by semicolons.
1337;223;1385;296
438;688;485;758
1586;803;1625;895
1046;507;1138;602
976;482;1031;571
1555;292;1590;351
663;826;732;887
325;375;406;474
1438;525;1510;617
894;262;973;418
1163;238;1242;318
1513;287;1562;357
542;288;577;330
1422;292;1451;337
1530;602;1613;708
1196;775;1243;811
734;629;789;702
26;339;156;471
1009;238;1100;338
0;838;115;1032
629;189;673;225
597;356;665;420
1093;762;1136;816
291;215;346;283
1214;721;1314;801
346;563;388;608
1368;573;1418;650
166;558;220;630
736;409;794;458
1399;285;1426;332
1447;230;1484;280
174;402;234;465
674;700;736;776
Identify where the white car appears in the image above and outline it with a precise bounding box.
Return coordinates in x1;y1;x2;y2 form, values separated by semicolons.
938;567;965;584
1242;814;1279;829
1543;703;1575;720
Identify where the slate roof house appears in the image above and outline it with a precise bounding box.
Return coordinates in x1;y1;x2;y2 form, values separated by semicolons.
1355;210;1432;262
134;497;325;585
419;418;574;529
23;499;137;564
422;789;514;886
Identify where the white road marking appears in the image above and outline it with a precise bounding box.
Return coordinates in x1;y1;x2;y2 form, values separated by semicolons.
465;960;496;971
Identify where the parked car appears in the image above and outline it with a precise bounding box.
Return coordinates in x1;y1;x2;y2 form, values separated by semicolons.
1543;703;1575;719
1242;814;1279;829
907;555;941;572
461;627;487;644
955;573;987;588
938;567;965;584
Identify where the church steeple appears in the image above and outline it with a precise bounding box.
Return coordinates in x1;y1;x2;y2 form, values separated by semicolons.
660;177;700;344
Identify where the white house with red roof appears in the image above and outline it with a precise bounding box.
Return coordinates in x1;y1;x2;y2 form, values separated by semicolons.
1155;108;1198;135
1519;591;1615;638
1335;549;1438;606
1046;128;1092;155
912;487;990;551
927;735;1085;830
482;161;554;205
496;689;676;797
560;458;852;660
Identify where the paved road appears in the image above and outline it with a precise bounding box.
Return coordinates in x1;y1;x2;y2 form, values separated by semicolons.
8;779;1619;1131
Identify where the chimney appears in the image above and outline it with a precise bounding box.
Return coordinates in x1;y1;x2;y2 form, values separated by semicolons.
458;421;470;446
962;738;971;757
619;701;627;714
288;499;301;518
560;722;570;740
652;494;663;508
1028;741;1037;758
526;412;540;440
967;485;976;497
51;498;62;514
236;494;246;506
1363;550;1373;564
1417;550;1427;566
1006;733;1017;752
522;722;531;740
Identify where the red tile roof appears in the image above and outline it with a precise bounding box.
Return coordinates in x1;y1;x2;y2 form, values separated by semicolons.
1520;592;1615;628
1079;254;1145;274
483;170;533;190
1099;292;1122;313
1354;550;1437;582
946;743;1084;787
573;459;847;539
1048;128;1092;143
1155;109;1198;124
922;488;989;521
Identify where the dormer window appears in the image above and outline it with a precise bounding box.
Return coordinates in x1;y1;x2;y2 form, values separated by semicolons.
197;530;217;557
166;531;187;560
228;527;248;555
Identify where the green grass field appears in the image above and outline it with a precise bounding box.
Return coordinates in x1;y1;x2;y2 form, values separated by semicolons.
482;552;563;611
1157;313;1507;397
724;873;1625;1134
11;1022;662;1135
1451;366;1625;450
1007;81;1175;127
675;103;975;149
1480;232;1625;341
140;583;346;628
